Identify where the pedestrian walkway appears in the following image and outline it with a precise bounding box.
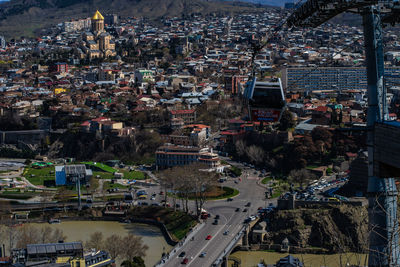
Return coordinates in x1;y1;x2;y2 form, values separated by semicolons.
155;222;206;266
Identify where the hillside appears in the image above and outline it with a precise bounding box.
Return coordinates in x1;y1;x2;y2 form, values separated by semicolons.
263;206;368;253
0;0;268;39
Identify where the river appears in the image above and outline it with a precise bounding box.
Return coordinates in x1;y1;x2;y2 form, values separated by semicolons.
229;251;368;267
30;221;172;267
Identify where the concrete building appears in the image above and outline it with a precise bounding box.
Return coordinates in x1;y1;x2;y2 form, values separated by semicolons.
104;14;118;25
12;241;113;267
0;36;6;49
282;67;400;92
170;109;196;125
155;144;220;170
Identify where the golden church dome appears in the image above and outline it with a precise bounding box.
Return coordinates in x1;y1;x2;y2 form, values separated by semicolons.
92;10;104;20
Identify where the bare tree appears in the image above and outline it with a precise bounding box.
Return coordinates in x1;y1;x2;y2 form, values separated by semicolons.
288;169;316;188
16;225;40;248
85;231;104;250
104;234;123;259
246;145;265;165
38;226;66;244
235;140;246;160
120;234;149;261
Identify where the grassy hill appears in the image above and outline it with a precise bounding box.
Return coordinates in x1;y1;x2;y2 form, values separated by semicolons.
0;0;268;39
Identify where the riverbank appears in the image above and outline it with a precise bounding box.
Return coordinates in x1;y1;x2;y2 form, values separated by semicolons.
30;220;172;267
229;251;368;267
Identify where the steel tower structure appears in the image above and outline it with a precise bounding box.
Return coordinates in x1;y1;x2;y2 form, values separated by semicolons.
287;1;400;266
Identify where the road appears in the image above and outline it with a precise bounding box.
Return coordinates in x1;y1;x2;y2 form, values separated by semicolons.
162;161;270;267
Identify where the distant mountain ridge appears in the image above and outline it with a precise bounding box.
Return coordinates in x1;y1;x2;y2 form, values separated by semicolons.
227;0;290;7
0;0;269;39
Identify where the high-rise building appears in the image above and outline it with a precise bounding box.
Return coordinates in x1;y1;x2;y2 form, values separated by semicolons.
0;36;6;49
105;14;118;25
282;66;400;91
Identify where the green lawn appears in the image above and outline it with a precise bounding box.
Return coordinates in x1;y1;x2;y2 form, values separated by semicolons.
92;171;114;179
103;181;128;190
121;170;145;180
81;162;117;173
24;166;55;186
261;177;272;184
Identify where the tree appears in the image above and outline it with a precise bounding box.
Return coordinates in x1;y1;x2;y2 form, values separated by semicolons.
121;257;145;267
85;231;104;250
38;226;66;244
235;139;246;160
288;168;317;188
104;234;123;260
246;145;265;165
16;225;40;248
279;110;296;131
120;234;148;261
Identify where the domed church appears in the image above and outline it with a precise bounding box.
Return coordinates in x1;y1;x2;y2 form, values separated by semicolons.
81;10;116;59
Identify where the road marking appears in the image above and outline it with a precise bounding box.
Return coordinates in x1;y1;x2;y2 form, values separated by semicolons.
186;223;228;267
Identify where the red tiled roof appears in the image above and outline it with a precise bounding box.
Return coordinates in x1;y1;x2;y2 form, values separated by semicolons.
170;109;195;115
92;117;109;122
314;106;329;112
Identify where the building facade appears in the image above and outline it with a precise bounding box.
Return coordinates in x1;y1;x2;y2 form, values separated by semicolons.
156;144;220;170
282;67;400;92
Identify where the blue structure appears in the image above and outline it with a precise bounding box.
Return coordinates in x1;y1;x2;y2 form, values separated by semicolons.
55;164;92;186
287;1;400;265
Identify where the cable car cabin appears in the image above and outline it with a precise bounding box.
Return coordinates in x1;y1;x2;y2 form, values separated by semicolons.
243;77;286;123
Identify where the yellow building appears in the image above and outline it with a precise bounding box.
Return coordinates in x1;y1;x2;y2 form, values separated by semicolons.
54;88;68;95
80;10;116;59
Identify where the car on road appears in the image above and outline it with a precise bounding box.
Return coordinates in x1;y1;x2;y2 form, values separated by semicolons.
245;202;251;207
215;215;220;219
199;252;207;258
181;258;189;264
235;208;240;212
212;219;218;225
223;230;229;235
206;235;212;240
244;215;257;223
227;198;233;201
179;252;186;257
243;208;248;212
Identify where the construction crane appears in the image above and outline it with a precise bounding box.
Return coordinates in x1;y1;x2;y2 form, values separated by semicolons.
287;1;400;266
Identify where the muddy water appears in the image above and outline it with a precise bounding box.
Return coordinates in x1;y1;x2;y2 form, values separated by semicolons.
31;221;172;267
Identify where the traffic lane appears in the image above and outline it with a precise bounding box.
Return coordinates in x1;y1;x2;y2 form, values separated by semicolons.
189;219;245;266
164;213;231;267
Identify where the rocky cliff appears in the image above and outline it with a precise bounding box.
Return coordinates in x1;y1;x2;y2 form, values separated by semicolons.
265;206;369;253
